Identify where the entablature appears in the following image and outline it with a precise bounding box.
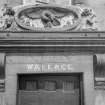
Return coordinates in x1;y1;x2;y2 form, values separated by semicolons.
0;32;105;47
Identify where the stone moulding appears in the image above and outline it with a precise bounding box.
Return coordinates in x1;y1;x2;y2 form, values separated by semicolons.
14;4;81;32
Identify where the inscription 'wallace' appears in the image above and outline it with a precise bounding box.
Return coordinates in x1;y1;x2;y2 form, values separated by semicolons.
26;63;74;72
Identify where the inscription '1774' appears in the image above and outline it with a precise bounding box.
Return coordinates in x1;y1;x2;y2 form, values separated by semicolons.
26;63;74;72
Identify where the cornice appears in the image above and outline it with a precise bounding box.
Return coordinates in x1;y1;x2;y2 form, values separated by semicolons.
0;31;105;38
0;32;105;44
0;32;104;53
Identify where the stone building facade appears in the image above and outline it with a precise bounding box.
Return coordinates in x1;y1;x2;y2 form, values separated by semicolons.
0;0;105;105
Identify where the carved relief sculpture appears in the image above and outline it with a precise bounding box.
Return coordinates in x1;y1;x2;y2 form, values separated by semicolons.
14;4;81;31
0;3;98;31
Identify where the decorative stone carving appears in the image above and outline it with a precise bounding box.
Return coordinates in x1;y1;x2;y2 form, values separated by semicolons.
0;4;15;31
14;4;81;31
0;3;98;31
78;6;98;31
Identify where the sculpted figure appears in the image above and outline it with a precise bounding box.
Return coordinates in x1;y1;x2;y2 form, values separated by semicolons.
0;4;15;30
41;10;60;28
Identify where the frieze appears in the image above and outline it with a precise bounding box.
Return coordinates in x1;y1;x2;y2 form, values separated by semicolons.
0;3;98;31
